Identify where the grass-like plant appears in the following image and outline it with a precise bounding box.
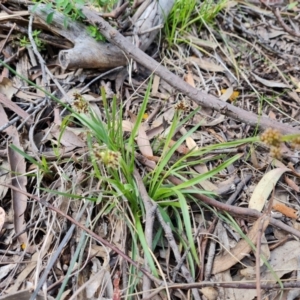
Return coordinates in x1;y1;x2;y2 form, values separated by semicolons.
2;22;300;291
165;0;228;47
66;78;260;286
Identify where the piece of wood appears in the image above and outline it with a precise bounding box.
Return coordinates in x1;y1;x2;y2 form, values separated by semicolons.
30;0;175;69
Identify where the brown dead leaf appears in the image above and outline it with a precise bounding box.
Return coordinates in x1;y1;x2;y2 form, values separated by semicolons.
200;287;218;300
122;120;134;132
50;125;86;148
250;144;260;169
272;201;298;219
122;120;153;157
127;110;137;123
151;75;160;96
152;107;175;128
0;78;32;123
0;104;15;137
179;127;198;151
248;167;290;212
290;75;300;92
251;72;291;88
287;163;300;178
7;131;28;247
260;240;300;282
184;35;218;49
188;57;226;72
90;244;110;263
214;271;236;299
136;127;153;157
184;67;195;88
0;160;10;200
220;87;233;101
287;90;300;104
0;264;15;283
284;175;299;192
15;90;41;102
257;234;270;265
212;216;270;274
0;77;18;99
0;11;29;21
268;110;277;120
0;93;31;123
220;88;240;102
0;206;5;233
206;128;225;143
146;123;165;139
185;136;198;151
85;257;113;299
168;139;189;155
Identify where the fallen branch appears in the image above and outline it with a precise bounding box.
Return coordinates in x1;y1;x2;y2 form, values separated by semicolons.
146;280;300;299
81;7;299;135
273;7;300;38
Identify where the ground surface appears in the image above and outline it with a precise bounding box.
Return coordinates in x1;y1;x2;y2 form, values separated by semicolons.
0;0;300;299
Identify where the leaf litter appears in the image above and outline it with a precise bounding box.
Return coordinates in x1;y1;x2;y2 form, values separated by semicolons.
0;0;300;299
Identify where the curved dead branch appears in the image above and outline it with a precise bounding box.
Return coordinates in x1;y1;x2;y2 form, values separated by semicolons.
80;7;300;135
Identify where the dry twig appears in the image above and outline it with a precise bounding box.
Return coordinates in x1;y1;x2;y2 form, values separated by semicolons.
273;7;300;38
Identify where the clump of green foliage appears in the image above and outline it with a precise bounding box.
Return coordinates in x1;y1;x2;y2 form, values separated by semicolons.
86;25;106;41
18;29;45;50
165;0;228;47
42;0;117;41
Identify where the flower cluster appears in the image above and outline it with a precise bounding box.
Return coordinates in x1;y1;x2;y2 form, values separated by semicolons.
260;128;283;159
174;100;189;111
269;146;282;159
93;144;121;168
72;93;89;114
291;136;300;150
260;128;282;147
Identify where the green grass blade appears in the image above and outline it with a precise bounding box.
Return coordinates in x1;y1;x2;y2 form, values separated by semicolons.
136;216;158;277
171;154;242;191
9;145;47;172
126;76;153;167
173;190;199;265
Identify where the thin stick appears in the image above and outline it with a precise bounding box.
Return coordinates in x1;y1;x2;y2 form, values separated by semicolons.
28;15;48;93
146;280;300;298
273;7;300;38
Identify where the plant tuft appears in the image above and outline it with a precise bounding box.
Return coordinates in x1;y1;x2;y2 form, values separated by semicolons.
260;128;282;147
92;142;121;169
